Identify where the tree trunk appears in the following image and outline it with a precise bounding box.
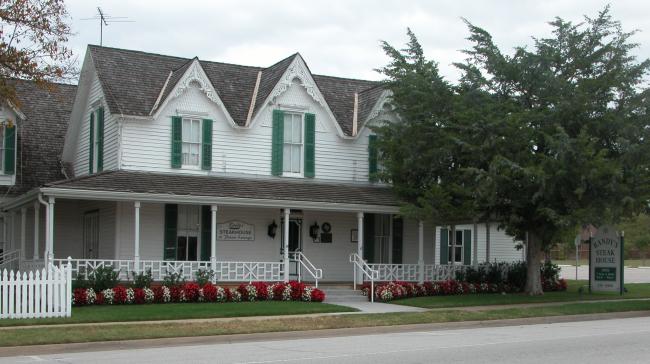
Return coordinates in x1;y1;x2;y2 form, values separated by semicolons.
525;232;544;295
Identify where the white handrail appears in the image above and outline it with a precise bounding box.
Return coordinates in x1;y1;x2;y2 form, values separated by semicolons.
0;249;20;271
349;253;378;302
289;252;323;288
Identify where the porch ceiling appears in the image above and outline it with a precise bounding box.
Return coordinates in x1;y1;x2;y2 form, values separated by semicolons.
38;170;400;213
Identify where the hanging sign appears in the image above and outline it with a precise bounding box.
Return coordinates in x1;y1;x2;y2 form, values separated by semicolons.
217;220;255;241
589;225;623;293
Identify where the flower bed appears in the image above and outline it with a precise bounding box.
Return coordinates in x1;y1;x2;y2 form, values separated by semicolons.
362;278;568;302
72;281;325;306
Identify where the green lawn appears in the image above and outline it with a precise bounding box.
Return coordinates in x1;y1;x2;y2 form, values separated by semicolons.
2;300;650;347
393;281;650;309
0;301;354;328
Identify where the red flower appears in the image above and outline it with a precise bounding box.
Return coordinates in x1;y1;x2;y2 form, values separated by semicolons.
170;285;184;302
272;282;287;300
113;286;127;304
202;283;218;302
288;281;305;301
73;288;87;305
183;282;201;302
133;288;145;304
311;288;325;302
251;282;268;300
95;292;105;305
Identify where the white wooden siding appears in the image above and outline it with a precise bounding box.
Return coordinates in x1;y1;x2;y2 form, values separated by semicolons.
71;69;119;176
120;78;377;183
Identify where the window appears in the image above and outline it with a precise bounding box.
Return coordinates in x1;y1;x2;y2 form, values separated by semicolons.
282;113;303;175
448;229;470;264
177;205;200;261
92;111;100;172
182;118;201;166
0;126;4;172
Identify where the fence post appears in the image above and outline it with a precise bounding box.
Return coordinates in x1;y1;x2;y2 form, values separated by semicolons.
66;256;72;317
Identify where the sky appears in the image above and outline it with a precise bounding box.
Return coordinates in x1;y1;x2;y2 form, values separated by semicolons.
64;0;650;82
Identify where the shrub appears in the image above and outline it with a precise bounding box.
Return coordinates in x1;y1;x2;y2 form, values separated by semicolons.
88;266;119;292
311;288;325;302
194;269;215;287
130;269;153;289
183;282;201;302
72;274;91;290
506;261;527;290
162;271;186;287
113;286;127;304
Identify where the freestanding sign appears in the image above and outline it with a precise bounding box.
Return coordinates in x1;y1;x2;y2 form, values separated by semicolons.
589;225;624;294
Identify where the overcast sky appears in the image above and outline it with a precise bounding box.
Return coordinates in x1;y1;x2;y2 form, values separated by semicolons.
65;0;650;82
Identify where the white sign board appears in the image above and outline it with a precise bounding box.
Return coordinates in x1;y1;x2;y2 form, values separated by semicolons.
217;220;255;241
590;225;623;293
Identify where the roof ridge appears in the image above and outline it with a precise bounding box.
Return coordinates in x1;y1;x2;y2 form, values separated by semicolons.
264;52;299;70
312;73;380;84
358;82;387;95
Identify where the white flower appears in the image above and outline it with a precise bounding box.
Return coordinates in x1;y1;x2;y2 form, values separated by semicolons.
161;286;171;303
230;290;242;302
143;288;155;303
126;288;135;304
302;287;313;302
102;288;115;305
86;288;96;304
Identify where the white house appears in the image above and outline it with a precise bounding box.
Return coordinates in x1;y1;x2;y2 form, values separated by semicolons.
0;46;524;284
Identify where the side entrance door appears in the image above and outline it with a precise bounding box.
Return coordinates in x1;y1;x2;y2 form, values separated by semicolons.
83;210;100;259
281;218;302;277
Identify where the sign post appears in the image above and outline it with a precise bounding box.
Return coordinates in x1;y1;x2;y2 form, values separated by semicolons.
574;235;580;281
589;225;624;294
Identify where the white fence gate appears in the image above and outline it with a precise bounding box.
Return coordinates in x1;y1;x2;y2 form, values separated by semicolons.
1;261;72;319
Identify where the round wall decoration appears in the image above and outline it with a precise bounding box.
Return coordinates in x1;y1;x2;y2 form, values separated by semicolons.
322;222;332;233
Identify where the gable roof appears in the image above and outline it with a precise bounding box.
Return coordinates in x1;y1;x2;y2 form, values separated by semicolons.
88;45;383;136
0;80;77;197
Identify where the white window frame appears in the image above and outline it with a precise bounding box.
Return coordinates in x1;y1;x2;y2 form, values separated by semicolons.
92;109;100;173
181;117;202;169
448;229;470;265
0;125;5;173
177;205;200;261
282;112;304;177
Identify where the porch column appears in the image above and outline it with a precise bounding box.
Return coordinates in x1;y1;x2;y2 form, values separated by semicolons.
134;201;141;273
388;215;394;264
356;212;364;283
10;211;16;251
418;220;424;283
46;197;55;265
210;204;217;272
33;201;40;260
20;207;26;262
283;208;290;283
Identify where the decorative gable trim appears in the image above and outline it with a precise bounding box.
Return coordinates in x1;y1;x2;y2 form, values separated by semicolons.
358;90;393;134
251;55;346;137
153;59;238;127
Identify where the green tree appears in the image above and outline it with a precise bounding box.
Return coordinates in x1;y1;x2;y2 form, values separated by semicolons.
619;215;650;265
377;7;650;294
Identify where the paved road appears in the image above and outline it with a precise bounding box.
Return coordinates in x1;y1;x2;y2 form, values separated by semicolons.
560;265;650;283
5;316;650;363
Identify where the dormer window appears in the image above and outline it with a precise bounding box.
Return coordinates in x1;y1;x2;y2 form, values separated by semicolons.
182;118;201;166
282;112;303;175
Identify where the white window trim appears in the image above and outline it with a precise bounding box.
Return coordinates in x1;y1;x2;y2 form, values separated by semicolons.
181;117;202;169
282;112;304;178
177;205;201;261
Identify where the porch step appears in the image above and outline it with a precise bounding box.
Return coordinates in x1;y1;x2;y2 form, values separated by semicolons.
321;288;367;303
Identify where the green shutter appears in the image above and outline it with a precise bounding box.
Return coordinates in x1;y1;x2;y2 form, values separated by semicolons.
171;116;182;168
304;113;315;178
3;124;15;175
201;119;213;170
97;107;104;172
88;112;94;174
200;205;211;261
163;204;178;260
271;110;284;176
363;214;375;263
368;135;378;182
463;229;472;265
440;228;449;264
392;217;403;264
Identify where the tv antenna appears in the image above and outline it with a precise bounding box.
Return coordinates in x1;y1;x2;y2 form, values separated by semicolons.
81;7;134;46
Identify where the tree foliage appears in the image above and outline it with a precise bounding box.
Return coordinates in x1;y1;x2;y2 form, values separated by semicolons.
376;7;650;294
0;0;75;105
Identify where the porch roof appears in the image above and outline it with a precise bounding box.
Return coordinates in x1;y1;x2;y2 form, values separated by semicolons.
39;170;400;213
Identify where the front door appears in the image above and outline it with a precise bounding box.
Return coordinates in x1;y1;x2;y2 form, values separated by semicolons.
83;210;99;259
281;219;302;254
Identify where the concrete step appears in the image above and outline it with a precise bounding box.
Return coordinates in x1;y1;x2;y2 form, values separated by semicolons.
321;288;367;303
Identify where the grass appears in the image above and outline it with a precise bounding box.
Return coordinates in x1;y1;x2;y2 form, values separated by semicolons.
393;281;650;309
554;259;649;267
2;300;650;347
0;301;354;328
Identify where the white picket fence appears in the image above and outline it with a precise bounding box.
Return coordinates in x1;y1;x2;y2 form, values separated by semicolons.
0;260;72;319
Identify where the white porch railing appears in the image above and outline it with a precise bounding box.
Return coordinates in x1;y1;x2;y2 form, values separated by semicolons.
289;252;323;288
349;253;379;302
1;262;72;319
0;249;20;272
367;263;468;282
52;258;284;283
